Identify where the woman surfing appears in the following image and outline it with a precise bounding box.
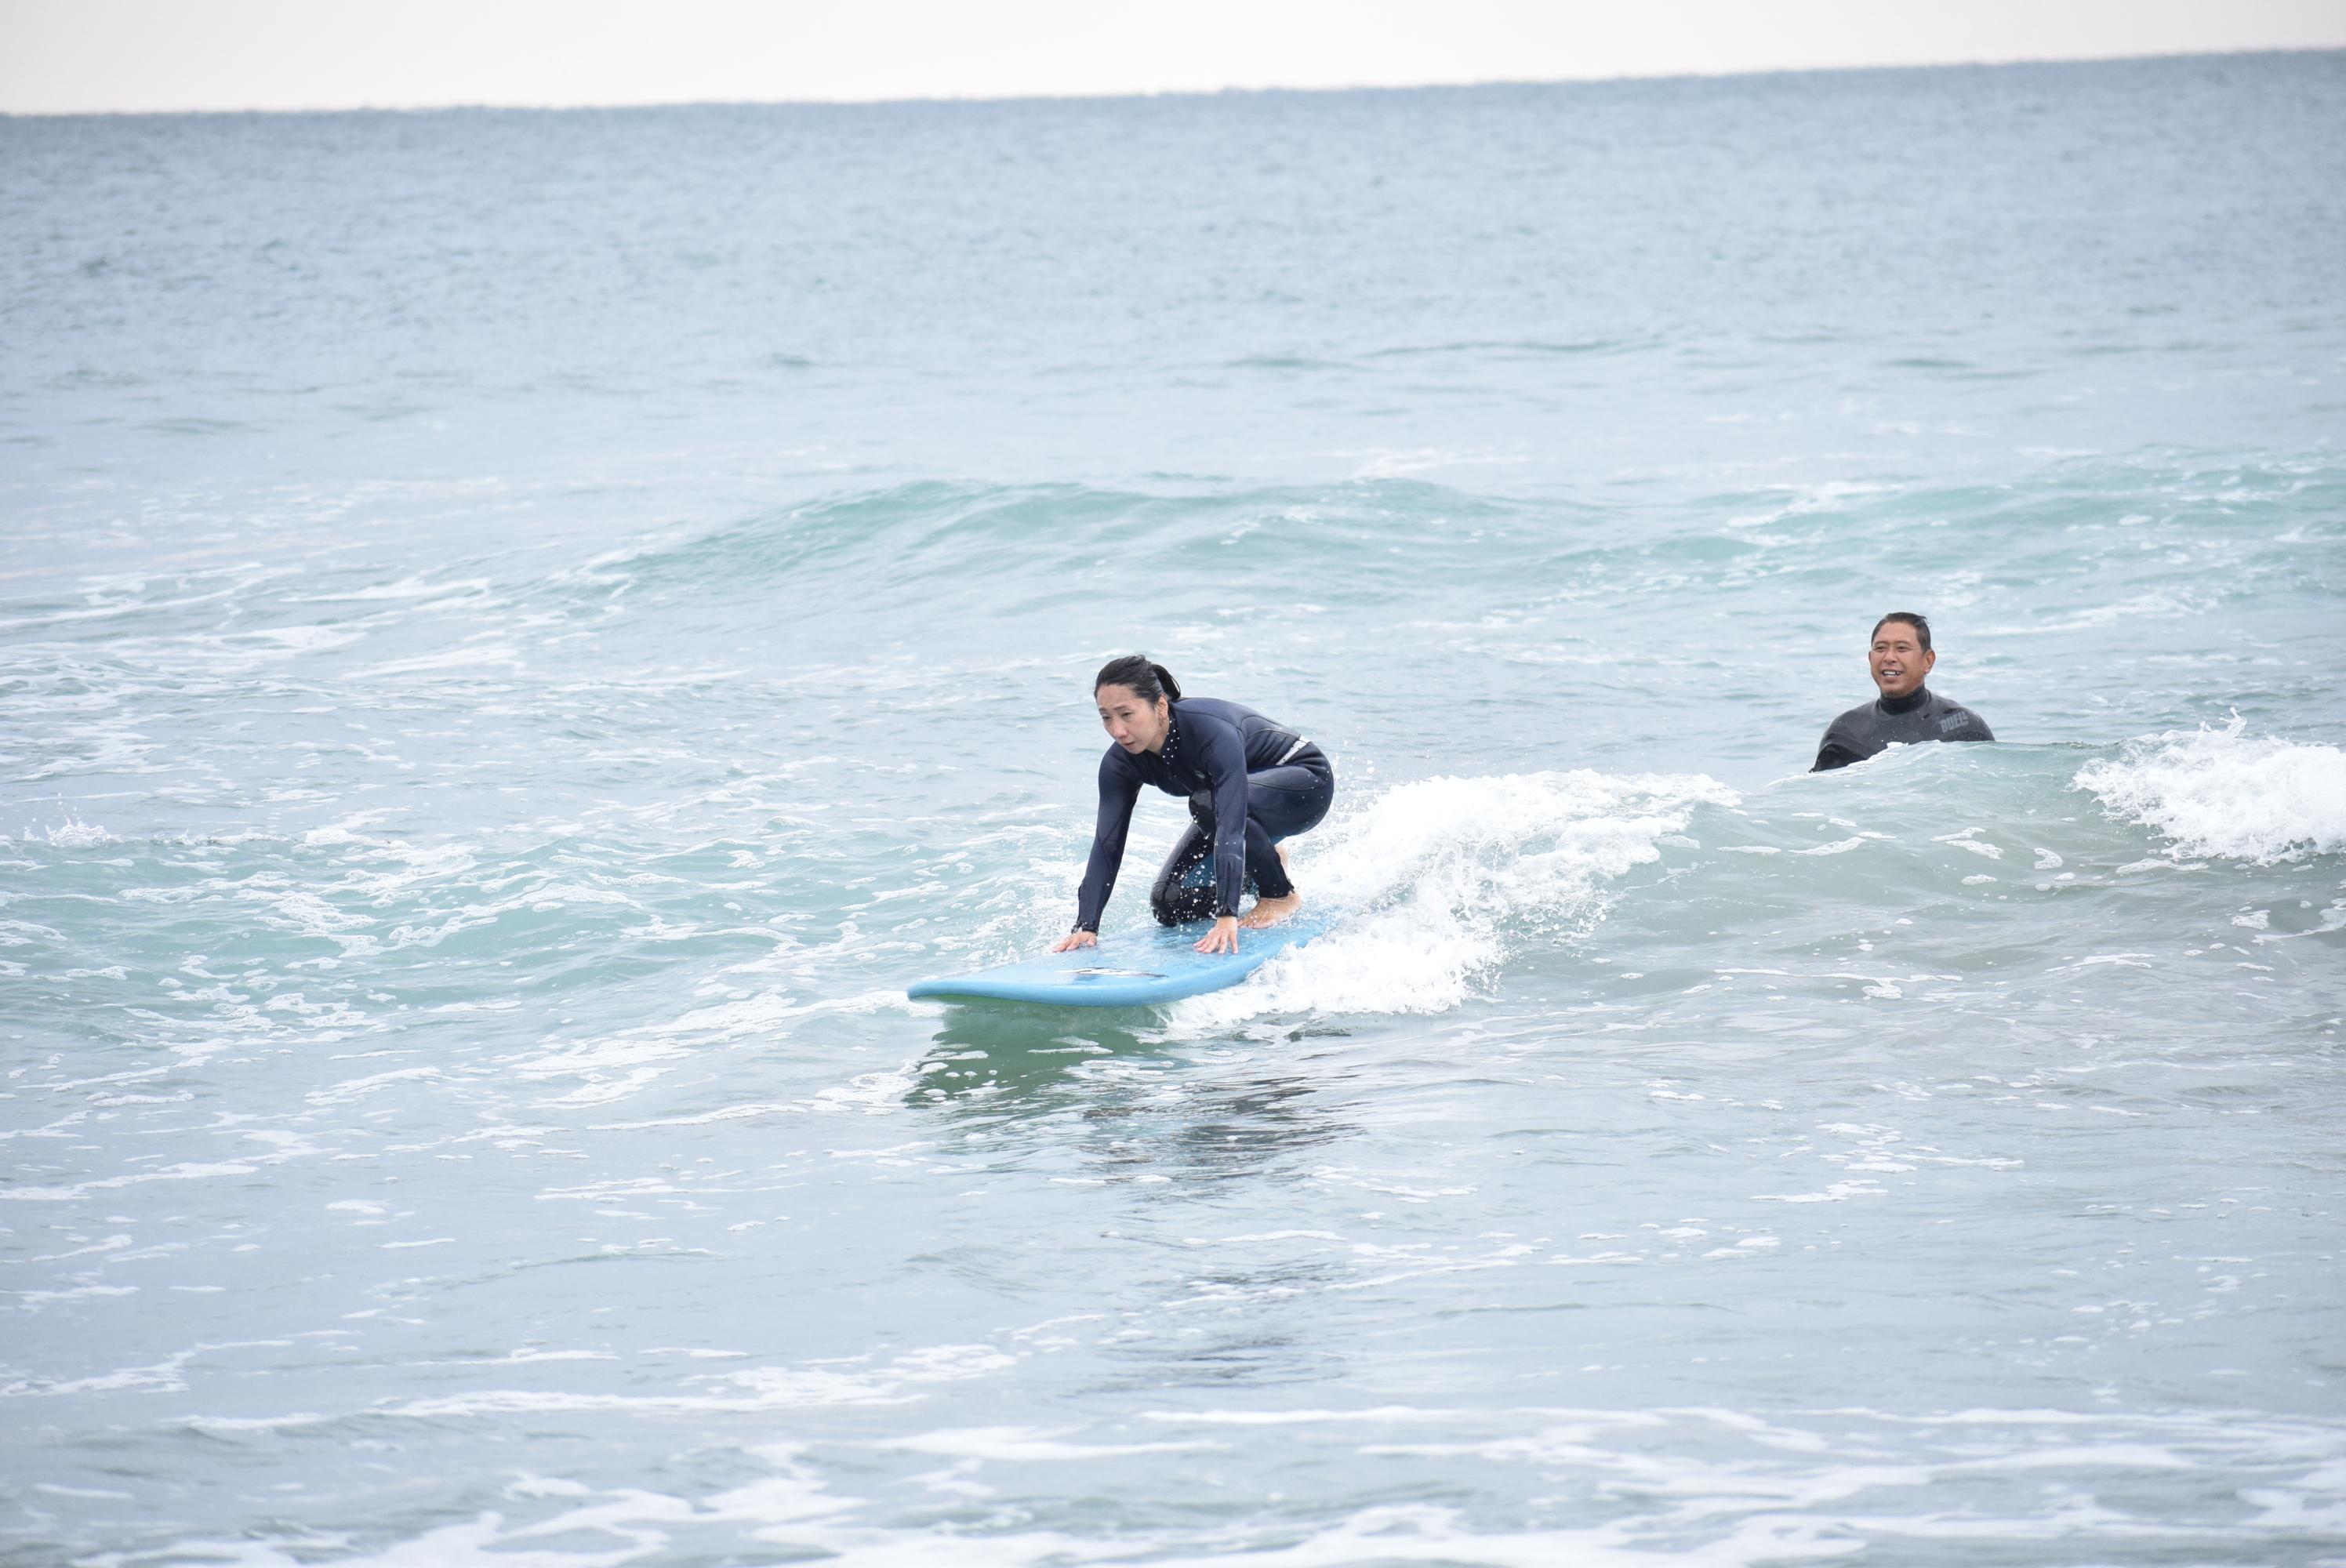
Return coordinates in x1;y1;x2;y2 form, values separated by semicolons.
1052;655;1335;956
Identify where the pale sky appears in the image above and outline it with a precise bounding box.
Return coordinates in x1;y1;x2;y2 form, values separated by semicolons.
3;0;2343;114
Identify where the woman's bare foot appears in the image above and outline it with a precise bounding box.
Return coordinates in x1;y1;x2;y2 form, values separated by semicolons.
1240;891;1302;928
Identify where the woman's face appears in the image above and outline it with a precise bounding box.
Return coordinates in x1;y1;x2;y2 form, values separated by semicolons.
1096;683;1171;754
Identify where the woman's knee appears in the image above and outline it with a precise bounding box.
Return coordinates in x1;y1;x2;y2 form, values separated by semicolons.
1149;827;1215;924
1150;876;1215;925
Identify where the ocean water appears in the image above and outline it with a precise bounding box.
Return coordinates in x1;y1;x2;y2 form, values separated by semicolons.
5;50;2346;1566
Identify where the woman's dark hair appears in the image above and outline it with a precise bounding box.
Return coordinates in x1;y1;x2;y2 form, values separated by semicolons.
1095;654;1181;704
1871;612;1932;652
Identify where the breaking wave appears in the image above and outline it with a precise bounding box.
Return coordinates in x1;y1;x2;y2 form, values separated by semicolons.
1172;768;1735;1025
2075;717;2346;863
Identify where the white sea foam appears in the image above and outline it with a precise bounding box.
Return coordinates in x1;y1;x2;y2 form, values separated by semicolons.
383;1342;1015;1420
506;989;819;1107
1171;769;1734;1025
1980;590;2204;636
123;1405;2345;1568
23;810;118;848
2075;719;2346;862
877;1426;1207;1461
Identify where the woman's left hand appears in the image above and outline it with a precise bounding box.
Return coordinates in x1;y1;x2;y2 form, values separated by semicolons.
1195;915;1240;955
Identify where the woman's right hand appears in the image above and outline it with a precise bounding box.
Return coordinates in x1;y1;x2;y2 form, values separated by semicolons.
1051;929;1098;953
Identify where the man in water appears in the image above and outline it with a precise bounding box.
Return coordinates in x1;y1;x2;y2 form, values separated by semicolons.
1812;612;1994;771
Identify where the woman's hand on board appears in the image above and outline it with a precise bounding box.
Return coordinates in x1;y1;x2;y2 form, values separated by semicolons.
1051;929;1098;953
1195;915;1240;955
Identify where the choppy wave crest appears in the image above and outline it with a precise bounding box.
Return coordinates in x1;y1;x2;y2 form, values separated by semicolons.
1173;768;1735;1025
2076;717;2346;862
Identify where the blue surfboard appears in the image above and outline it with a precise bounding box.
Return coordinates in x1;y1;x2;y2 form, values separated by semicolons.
907;915;1329;1007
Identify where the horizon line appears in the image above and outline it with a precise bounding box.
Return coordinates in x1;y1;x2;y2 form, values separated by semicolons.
5;42;2337;122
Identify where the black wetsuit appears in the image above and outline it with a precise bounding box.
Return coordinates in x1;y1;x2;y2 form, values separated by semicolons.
1074;697;1335;930
1812;686;1995;771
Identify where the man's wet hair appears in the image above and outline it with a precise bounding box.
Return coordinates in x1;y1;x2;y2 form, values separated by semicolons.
1871;612;1932;652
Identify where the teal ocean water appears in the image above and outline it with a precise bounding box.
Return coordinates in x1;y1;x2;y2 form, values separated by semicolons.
5;53;2346;1565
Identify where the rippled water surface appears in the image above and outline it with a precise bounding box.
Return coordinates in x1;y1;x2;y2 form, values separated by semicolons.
5;53;2346;1566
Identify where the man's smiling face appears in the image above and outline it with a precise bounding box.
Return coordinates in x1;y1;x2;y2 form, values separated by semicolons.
1870;619;1936;699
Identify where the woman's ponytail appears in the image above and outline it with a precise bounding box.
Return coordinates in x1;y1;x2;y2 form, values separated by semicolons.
1094;654;1179;705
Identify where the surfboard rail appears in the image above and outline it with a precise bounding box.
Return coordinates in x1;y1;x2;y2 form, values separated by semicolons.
907;915;1327;1007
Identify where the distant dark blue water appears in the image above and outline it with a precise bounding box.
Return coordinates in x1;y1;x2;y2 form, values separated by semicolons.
4;53;2344;1566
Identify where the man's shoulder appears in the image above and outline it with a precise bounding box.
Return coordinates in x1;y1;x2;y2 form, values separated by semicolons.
1824;699;1878;735
1927;695;1993;738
